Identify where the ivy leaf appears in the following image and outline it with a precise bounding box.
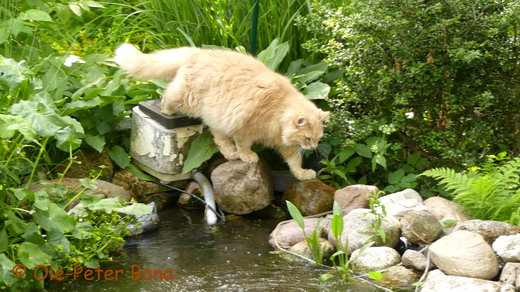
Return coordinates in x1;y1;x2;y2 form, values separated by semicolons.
108;146;130;169
17;242;52;269
182;131;219;173
18;9;53;22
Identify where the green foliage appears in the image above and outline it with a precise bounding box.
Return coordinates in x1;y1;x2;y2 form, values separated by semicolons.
182;131;220;174
285;201;324;264
420;154;520;225
299;0;520;168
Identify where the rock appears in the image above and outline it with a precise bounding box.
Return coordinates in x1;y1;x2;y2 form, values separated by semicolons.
112;170;167;202
500;263;520;291
334;184;376;214
425;269;446;280
30;178;131;209
400;210;443;244
380;265;419;288
422;274;515;292
329;208;401;251
288;238;334;259
54;148;114;181
452;219;520;244
282;179;335;216
125;202;160;235
429;230;499;280
269;218;330;248
351;246;401;273
177;181;205;209
402;249;430;271
493;234;520;262
423;196;471;225
379;189;427;217
211;160;273;215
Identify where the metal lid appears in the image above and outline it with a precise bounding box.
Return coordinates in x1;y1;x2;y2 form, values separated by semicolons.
138;99;201;129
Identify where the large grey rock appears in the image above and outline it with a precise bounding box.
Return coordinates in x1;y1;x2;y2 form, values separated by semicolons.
334;184;376;214
351;246;400;273
423;196;471;225
452;219;520;244
400;210;443;244
269;218;329;248
380;266;419;288
422;273;515;292
429;230;499;280
493;234;520;262
288;239;334;259
328;208;401;251
211;160;273;215
402;249;430;271
379;189;427;217
500;263;520;291
282;179;335;216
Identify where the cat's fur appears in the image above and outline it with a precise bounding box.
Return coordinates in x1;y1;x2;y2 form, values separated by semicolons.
114;44;328;180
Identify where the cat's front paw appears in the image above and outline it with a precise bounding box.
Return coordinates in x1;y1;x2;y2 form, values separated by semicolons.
293;169;316;180
220;148;239;160
239;152;259;163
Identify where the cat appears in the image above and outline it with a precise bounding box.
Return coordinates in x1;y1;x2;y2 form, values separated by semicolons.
114;44;329;180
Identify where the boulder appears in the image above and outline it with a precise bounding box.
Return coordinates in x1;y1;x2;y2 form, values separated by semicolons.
269;218;329;248
334;184;376;214
493;234;520;262
422;274;515;292
351;246;401;273
400;210;443;244
378;189;427;217
328;208;401;251
288;238;334;259
112;170;167;201
452;219;520;244
402;249;430;272
429;230;499;280
380;266;419;288
54;148;114;181
282;179;335;216
211;160;273;215
423;196;470;225
500;263;520;291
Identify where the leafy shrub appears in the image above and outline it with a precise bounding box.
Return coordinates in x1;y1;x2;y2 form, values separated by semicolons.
299;0;520;168
420;154;520;225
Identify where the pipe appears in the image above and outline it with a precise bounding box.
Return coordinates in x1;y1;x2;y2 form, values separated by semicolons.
193;172;218;225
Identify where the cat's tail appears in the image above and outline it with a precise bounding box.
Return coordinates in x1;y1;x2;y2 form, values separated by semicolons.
114;43;197;79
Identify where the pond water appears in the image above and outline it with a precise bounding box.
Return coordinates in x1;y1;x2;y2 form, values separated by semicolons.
49;207;377;292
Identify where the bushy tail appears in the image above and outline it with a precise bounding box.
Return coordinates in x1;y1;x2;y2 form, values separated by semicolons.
114;43;197;80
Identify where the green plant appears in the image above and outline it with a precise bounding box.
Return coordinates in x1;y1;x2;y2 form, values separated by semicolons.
286;201;325;264
420;154;520;225
299;0;520;168
365;191;387;244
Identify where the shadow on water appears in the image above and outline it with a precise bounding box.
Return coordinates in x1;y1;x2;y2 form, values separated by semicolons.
49;207;378;292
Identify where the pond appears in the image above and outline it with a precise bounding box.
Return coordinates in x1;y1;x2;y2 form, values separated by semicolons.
48;207;377;291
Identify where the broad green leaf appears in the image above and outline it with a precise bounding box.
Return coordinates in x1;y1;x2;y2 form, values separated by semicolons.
85;133;105;152
0;229;7;253
319;273;334;283
21;222;45;246
368;271;383;281
42;65;67;92
17;242;52;269
257;39;289;71
116;203;153;216
6;211;26;236
108;146;130;169
9;100;64;137
54;126;84;152
0;114;35;140
69;4;82;16
401;173;417;183
46;228;70;252
62;97;102;115
124;163;157;182
286;59;305;77
331;205;343;238
286;200;305;229
373;154;387;169
355;143;372;158
34;190;50;211
294;70;326;84
304;82;330;100
338;148;355;163
407;151;422;166
346;156;362;172
0;254;15;285
18;9;53;22
85;1;105;8
182;131;219;173
0;56;32;90
388;169;405;184
299;62;328;75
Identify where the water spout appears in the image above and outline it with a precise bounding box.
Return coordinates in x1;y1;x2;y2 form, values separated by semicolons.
193;172;218;225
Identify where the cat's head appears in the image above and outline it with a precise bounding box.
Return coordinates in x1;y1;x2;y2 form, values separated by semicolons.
281;107;329;149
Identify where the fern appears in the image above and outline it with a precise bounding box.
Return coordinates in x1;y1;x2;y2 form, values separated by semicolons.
420;156;520;225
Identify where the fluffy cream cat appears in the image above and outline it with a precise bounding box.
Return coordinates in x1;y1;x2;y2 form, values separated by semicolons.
114;44;328;180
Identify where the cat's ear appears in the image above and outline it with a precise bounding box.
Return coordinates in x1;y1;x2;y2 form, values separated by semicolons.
295;117;307;127
319;110;330;121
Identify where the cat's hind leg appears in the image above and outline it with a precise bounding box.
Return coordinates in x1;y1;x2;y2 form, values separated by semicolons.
161;77;189;115
234;136;259;163
279;145;315;180
211;129;239;161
